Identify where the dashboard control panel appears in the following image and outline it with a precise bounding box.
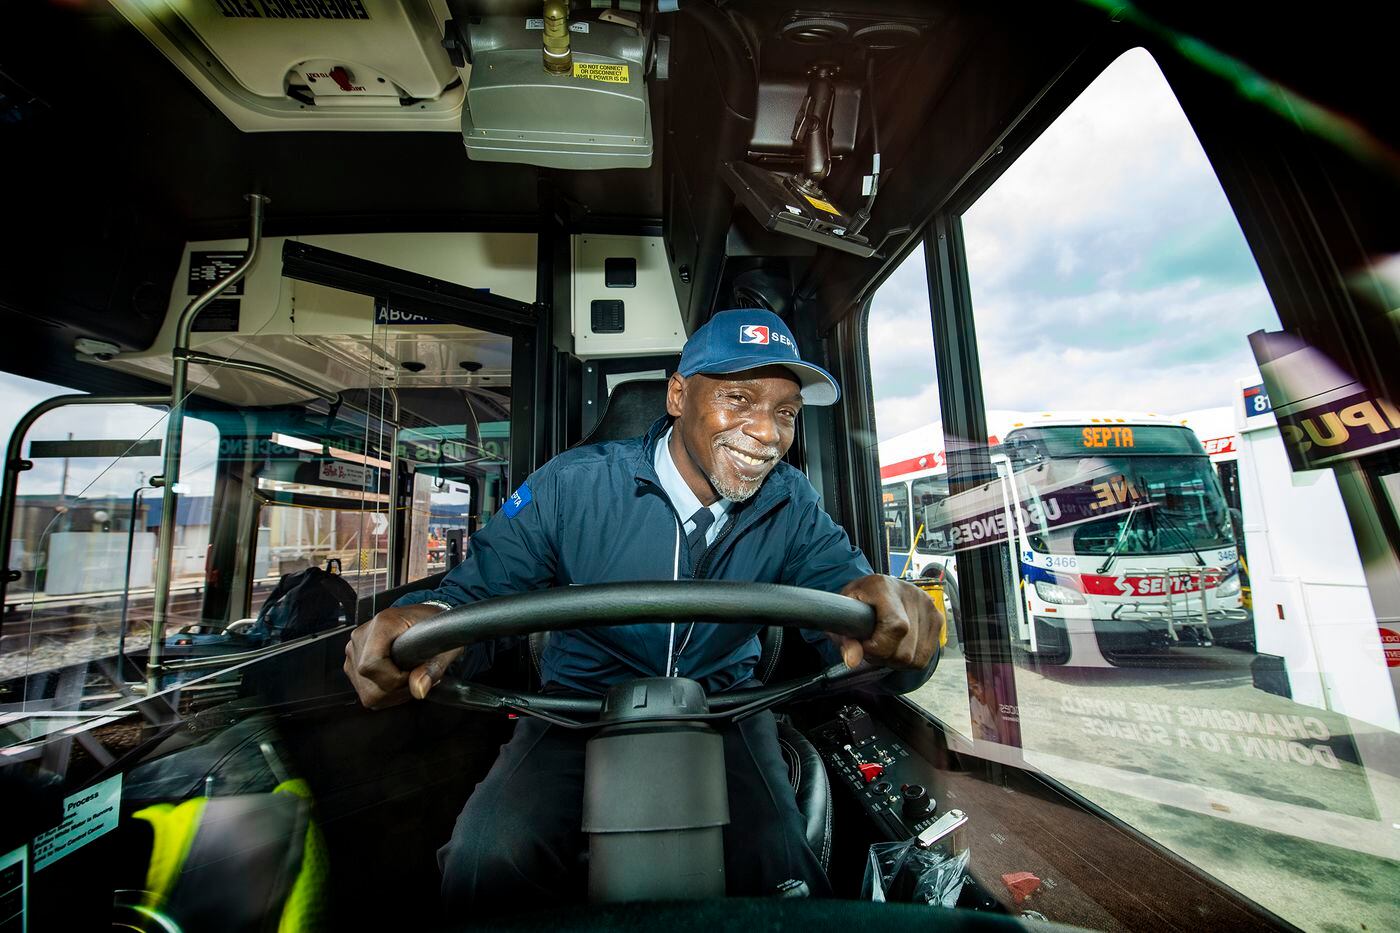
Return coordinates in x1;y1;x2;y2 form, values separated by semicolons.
809;705;1007;915
811;705;946;840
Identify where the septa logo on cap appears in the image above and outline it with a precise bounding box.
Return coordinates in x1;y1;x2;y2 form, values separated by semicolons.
739;324;770;345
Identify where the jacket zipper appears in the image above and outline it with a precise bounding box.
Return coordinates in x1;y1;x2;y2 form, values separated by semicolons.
692;512;737;580
636;468;789;675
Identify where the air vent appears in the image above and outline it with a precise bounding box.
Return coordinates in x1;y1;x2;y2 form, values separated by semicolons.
776;12;932;51
780;16;849;44
591;300;626;334
730;269;792;318
732;285;776;315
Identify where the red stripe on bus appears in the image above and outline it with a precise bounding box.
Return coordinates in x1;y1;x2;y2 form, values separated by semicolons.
1078;572;1222;597
880;452;944;479
879;436;1000;480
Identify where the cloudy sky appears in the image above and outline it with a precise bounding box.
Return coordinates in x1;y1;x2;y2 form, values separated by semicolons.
868;48;1283;442
0;374;219;503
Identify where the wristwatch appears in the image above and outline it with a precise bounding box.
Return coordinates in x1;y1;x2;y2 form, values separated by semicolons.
420;600;455;613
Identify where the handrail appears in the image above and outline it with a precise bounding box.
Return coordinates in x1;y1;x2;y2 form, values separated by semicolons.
150;194;268;690
1;193;416;687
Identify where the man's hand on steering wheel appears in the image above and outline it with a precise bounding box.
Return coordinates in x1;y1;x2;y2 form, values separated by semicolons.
835;574;944;671
349;580;940;710
344;604;464;709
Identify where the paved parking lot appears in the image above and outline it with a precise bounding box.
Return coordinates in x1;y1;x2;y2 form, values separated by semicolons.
910;645;1400;931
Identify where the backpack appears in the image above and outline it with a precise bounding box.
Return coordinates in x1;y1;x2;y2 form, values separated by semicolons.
249;563;359;645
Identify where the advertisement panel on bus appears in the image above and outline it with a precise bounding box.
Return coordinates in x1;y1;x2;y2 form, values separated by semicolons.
1177;393;1398;733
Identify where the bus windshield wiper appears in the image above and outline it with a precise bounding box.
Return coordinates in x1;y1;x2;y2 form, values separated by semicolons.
1096;501;1141;574
1152;508;1207;566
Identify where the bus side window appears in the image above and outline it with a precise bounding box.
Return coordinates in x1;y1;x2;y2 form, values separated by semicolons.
2;395;220;705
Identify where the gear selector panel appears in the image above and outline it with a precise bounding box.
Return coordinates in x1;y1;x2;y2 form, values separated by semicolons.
812;705;946;840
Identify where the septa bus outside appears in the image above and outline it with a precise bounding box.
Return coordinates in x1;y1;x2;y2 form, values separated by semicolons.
880;412;1246;666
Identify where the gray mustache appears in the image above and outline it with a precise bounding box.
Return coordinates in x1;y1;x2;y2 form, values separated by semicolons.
714;436;779;460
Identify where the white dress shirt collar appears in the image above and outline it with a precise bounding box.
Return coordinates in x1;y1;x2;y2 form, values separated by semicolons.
653;425;730;544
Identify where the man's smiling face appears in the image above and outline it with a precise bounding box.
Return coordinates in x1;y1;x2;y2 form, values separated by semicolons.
666;365;803;504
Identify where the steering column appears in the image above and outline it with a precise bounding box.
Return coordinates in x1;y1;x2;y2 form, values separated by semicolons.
584;676;729;900
390;582;937;903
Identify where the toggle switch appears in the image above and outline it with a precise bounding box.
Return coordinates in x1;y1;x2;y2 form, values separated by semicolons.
844;744;884;783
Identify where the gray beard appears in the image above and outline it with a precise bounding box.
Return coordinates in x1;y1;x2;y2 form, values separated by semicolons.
708;430;779;502
707;469;762;503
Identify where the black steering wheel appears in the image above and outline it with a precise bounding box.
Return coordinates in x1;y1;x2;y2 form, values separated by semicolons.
390;582;909;725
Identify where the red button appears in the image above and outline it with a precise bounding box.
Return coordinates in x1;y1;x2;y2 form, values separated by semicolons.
858;762;884;783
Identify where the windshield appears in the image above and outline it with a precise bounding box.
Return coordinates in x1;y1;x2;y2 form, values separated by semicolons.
1022;455;1232;556
912;476;950;553
881;482;910;553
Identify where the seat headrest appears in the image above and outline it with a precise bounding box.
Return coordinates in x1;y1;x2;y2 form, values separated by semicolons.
579;378;669;445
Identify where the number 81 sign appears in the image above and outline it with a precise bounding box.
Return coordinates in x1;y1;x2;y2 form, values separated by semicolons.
1243;383;1272;415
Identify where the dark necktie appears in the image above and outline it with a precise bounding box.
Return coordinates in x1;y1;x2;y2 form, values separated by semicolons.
686;506;715;573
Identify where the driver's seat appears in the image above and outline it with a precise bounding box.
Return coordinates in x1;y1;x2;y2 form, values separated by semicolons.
526;628;833;872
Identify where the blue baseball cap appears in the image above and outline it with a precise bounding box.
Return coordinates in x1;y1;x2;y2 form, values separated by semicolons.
677;309;841;406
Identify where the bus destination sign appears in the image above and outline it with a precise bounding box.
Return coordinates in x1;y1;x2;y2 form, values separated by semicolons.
1081;426;1135;449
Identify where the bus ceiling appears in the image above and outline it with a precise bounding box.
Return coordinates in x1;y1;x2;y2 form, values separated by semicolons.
0;2;1393;397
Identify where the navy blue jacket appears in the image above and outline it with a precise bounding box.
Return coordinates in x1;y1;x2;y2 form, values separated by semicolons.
398;417;931;695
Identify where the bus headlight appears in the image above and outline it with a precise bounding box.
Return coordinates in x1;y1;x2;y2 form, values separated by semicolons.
1217;574;1241;598
1034;580;1087;605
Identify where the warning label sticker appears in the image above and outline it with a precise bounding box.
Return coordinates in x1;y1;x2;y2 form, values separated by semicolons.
573;62;629;84
214;0;370;19
188;251;246;296
526;18;589;33
803;194;841;215
33;773;121;871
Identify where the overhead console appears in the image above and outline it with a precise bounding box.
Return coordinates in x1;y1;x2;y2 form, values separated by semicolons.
89;233;538;407
661;3;938;331
444;2;655;169
106;0;466;131
84;230;685;402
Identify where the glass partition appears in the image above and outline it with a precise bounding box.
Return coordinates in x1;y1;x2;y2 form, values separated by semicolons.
866;244;975;741
2;401;218;707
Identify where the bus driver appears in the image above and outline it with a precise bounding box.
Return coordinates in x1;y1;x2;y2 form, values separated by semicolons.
343;308;944;911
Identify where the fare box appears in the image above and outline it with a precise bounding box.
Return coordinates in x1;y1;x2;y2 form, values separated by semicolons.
32;774;121;872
